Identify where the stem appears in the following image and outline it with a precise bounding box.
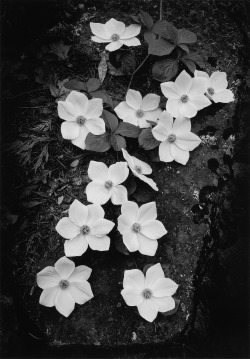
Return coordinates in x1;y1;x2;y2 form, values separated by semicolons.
125;54;150;97
160;0;163;20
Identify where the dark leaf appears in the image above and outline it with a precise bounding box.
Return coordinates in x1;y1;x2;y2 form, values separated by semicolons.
107;62;125;76
85;132;111;152
139;10;154;30
110;134;126;151
64;79;87;91
177;29;197;44
152;58;179;81
161;298;180;316
146;120;157;126
115;122;141;138
180;57;196;73
161;263;171;277
102;110;118;133
86;78;101;92
143;263;154;275
133;180;157;203
152;20;178;44
178;44;189;53
125;176;137;196
90;90;113;108
48;41;71;60
114;232;130;255
127;14;141;24
159;96;167;108
144;31;157;44
121;50;136;75
22;201;43;208
185;52;205;68
147;148;160;162
148;38;175;56
139;128;160;150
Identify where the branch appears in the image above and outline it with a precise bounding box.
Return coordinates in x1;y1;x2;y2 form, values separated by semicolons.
125;54;150;97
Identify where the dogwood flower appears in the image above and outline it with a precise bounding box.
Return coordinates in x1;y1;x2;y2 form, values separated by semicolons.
86;161;129;205
114;90;162;128
194;70;234;103
37;256;94;317
152;111;201;165
160;70;211;118
57;91;105;150
117;201;167;256
56;199;115;256
122;148;158;191
121;263;178;322
90;18;141;52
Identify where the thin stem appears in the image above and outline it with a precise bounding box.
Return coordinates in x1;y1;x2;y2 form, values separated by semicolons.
9;88;48;100
125;54;150;97
160;0;163;20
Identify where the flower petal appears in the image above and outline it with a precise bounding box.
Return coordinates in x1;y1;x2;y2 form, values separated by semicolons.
138;202;157;224
66;91;89;117
179;102;197;118
189;95;211;110
123;115;140;127
120;24;141;39
121;148;135;168
68;281;93;305
141;94;160;111
152;111;173;141
105;41;123;52
55;290;75;317
123;269;145;291
71;126;89;150
85;117;105;135
170;143;190;165
114;101;135;120
37;266;60;289
145;263;165;288
151;278;178;297
159;141;174;162
120;38;141;47
68;199;88;227
56;217;80;239
90;22;110;39
175;70;192;94
86;182;110;205
91;218;115;236
136;173;158;191
172;116;191;135
194;70;209;80
126;89;142;110
61;121;79;140
91;36;110;43
87;233;110;251
150;296;175;312
138;108;162;128
105;18;126;36
86;98;103;119
188;77;208;97
123;231;139;252
160;82;180;99
210;71;228;92
88;161;108;183
58;101;77;122
212;89;234;103
54;256;75;279
108;162;129;185
86;204;105;225
64;235;88;257
175;132;201;151
140;220;167;240
39;287;60;307
121;287;143;306
132;156;152;175
110;185;128;205
137;300;158;322
118;214;134;234
166;99;181;118
137;233;158;256
68;266;92;282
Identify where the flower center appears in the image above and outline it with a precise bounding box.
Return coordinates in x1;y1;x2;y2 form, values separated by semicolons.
207;87;215;96
168;133;176;143
136;109;144;118
59;280;69;290
134;165;142;174
76;116;86;126
180;94;189;103
111;33;119;41
132;223;141;233
81;225;90;235
104;180;113;190
142;288;152;299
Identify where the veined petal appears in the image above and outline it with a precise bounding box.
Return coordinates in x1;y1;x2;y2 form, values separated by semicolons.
121;201;139;222
137;233;158;256
85;117;105;135
64;234;88;257
122;231;139;252
86;204;105;225
121;287;143;306
188;77;208;97
121;148;135;169
61;121;79;140
152;119;170;142
108;162;129;185
150;296;175;312
39;287;60;307
188;95;211;110
172;116;191;135
137;299;158;322
136;173;158;191
55;290;75;317
37;266;60;289
87;233;110;251
118;214;134;234
105;41;123;52
90;22;110;39
91;36;110;43
91;218;115;236
166;98;181;118
126;89;142;110
114;101;135;120
160;82;180;99
120;24;141;39
110;185;128;205
132;156;152;175
212;89;234;103
210;71;228;92
194;70;209;80
175;70;192;94
141;94;160;111
55;256;75;279
68;265;92;282
68;281;93;304
170;143;190;165
71;126;89;150
88;161;108;183
138;108;162;128
123;269;145;291
175;132;201;151
66;91;89;117
159;141;174;163
138;202;157;224
145;263;165;288
86;182;110;205
151;278;178;297
86;98;103;119
58;101;77;122
179;102;197;118
120;38;141;47
140;219;167;240
69;199;88;227
56;217;80;239
105;18;126;36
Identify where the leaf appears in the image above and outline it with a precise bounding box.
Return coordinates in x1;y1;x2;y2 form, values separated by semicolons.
98;52;108;83
179;52;205;73
108;50;136;76
121;51;136;75
115;122;141;138
70;159;79;167
144;31;157;44
152;20;178;44
133;180;156;203
152;58;179;81
48;41;71;60
86;78;101;92
22;201;43;208
147;148;160;162
139;128;160;150
127;14;141;24
102;110;118;133
107;62;124;76
111;134;126;151
85;132;111;152
125;176;137;196
90;90;113;108
114;232;130;255
161;298;180;316
64;79;87;91
148;38;175;56
178;44;189;53
58;196;64;205
50;78;69;98
139;10;154;30
143;263;154;275
177;29;197;44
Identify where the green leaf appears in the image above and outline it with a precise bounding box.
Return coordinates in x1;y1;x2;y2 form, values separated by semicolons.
178;44;189;53
133;180;156;203
125;176;137;196
139;128;160;150
127;14;141;24
121;50;136;75
85;132;111;152
98;52;108;83
86;78;101;92
144;31;156;44
139;10;154;30
161;298;180;316
114;232;130;255
152;20;178;44
102;110;118;133
64;79;87;91
48;41;71;60
185;52;205;68
177;29;197;44
152;58;179;81
90;90;113;108
148;38;175;56
110;134;126;151
115;122;141;138
107;62;124;76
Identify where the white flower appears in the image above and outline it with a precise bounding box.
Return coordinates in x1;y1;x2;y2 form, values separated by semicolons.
121;263;178;322
56;199;115;256
122;148;158;191
90;18;141;52
152;111;201;165
86;161;129;205
194;70;235;103
37;256;94;317
160;70;211;118
57;91;105;150
114;90;162;128
117;201;167;256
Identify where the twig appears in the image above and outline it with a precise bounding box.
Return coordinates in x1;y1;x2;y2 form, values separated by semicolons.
125;54;150;97
18;106;44;109
9;88;48;100
160;0;163;20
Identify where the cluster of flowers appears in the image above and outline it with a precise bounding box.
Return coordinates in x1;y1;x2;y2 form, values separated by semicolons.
37;17;234;323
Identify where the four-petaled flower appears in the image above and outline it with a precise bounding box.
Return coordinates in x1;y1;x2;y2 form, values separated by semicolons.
122;148;158;191
121;263;178;322
114;90;162;128
152;111;201;165
90;18;141;52
58;91;105;150
56;199;115;256
194;70;235;103
117;201;167;256
160;70;211;118
86;161;129;205
37;256;94;317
